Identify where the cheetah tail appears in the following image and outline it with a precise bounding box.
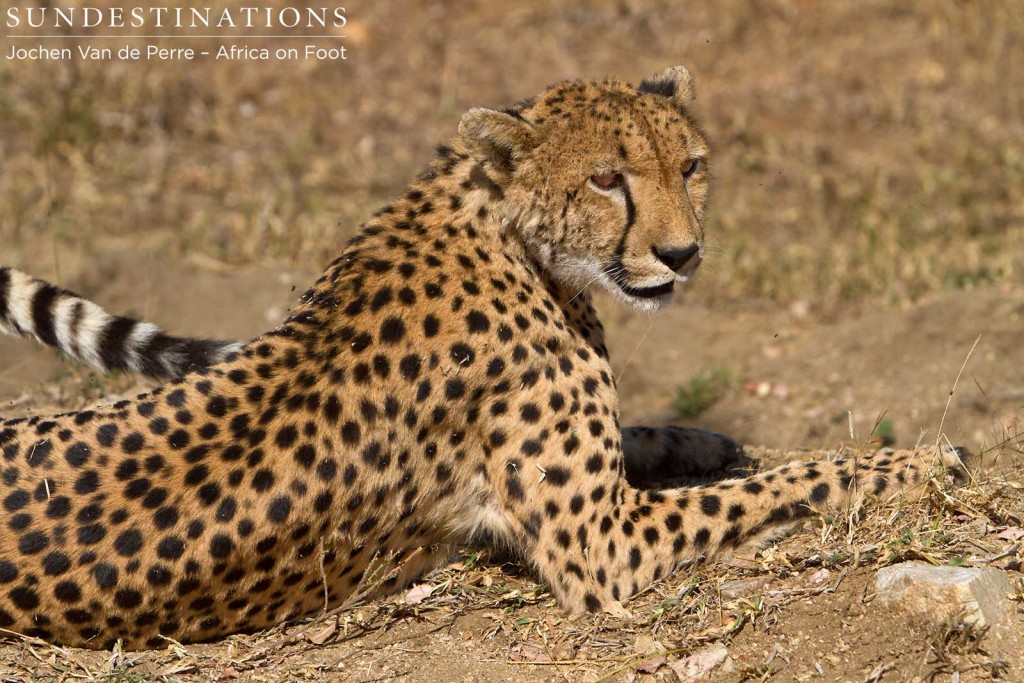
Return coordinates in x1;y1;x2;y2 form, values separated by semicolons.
0;266;243;381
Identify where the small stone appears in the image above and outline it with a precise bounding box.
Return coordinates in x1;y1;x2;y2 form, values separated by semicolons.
874;562;1015;627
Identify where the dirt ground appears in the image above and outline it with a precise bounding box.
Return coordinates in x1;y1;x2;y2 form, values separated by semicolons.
2;0;1023;680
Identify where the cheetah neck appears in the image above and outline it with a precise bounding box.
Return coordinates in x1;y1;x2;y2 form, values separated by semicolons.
296;146;581;331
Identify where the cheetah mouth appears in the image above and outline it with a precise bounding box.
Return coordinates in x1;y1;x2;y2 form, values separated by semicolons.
603;257;678;302
617;280;675;299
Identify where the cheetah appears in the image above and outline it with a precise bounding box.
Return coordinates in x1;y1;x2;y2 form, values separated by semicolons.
0;66;966;649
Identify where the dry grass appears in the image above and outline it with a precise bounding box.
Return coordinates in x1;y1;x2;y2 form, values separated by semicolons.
2;0;1022;313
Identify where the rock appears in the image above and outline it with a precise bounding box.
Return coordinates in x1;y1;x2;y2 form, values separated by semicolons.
874;562;1015;627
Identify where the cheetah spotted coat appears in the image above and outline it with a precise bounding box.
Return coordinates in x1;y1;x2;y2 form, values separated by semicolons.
0;67;962;649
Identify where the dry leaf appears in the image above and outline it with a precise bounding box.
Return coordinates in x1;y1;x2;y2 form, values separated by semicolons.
404;583;435;604
306;619;337;645
634;634;667;673
809;568;831;584
668;642;729;682
720;576;772;598
996;527;1024;541
511;643;552;662
636;654;666;673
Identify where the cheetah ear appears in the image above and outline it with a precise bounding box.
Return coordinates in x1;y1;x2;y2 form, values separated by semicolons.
458;108;536;172
638;66;695;107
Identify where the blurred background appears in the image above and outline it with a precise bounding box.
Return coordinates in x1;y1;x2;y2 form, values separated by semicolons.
2;0;1022;454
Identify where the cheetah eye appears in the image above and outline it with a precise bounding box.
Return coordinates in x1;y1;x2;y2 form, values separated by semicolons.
681;159;701;179
590;173;624;190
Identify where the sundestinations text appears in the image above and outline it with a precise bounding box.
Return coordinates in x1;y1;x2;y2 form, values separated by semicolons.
6;6;346;30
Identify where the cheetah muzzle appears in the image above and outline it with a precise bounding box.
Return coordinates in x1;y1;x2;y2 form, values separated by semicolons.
0;66;966;649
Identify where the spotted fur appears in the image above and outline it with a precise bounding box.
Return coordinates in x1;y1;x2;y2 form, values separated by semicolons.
0;267;241;379
0;67;966;649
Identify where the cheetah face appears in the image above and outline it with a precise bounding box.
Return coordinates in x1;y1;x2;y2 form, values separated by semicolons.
459;66;711;312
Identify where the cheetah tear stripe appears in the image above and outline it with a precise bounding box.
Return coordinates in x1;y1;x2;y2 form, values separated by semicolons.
0;267;242;379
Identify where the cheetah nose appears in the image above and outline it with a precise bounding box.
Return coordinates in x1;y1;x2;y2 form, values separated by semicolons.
652;244;700;274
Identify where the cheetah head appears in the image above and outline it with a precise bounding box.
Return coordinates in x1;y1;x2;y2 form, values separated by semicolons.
459;66;710;312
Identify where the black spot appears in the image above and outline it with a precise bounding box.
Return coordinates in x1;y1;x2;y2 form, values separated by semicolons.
445;378;466;400
294;444;316;469
96;423;118;447
251;469;275;492
465;310;490;333
168;429;190;449
3;490;28;512
63;608;91;624
699;494;721;516
505;467;525;500
275;425;298;448
9;586;39;611
121;432;144;454
114;530;143;557
216;497;237;523
810;483;831;503
18;530;48;555
317;459;337;481
154;507;179;529
267;497;291;523
74;470;100;495
206;396;228;417
65;442;91;467
146;564;172;587
379;317;406;344
142;488;168;509
115;589;143;609
521;439;542;456
629;546;642;569
114;459;139;481
545;466;569;486
198;482;221;506
727;504;745;522
92;563;119;589
41;551;71;576
54;581;81;603
209;534;233;559
184;464;209;487
157;537;185;560
569;495;584;514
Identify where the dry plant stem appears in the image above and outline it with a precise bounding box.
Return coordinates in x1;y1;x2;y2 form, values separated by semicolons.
935;334;981;448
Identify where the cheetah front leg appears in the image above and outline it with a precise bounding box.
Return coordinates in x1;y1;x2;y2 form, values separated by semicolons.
508;436;966;614
621;425;749;488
